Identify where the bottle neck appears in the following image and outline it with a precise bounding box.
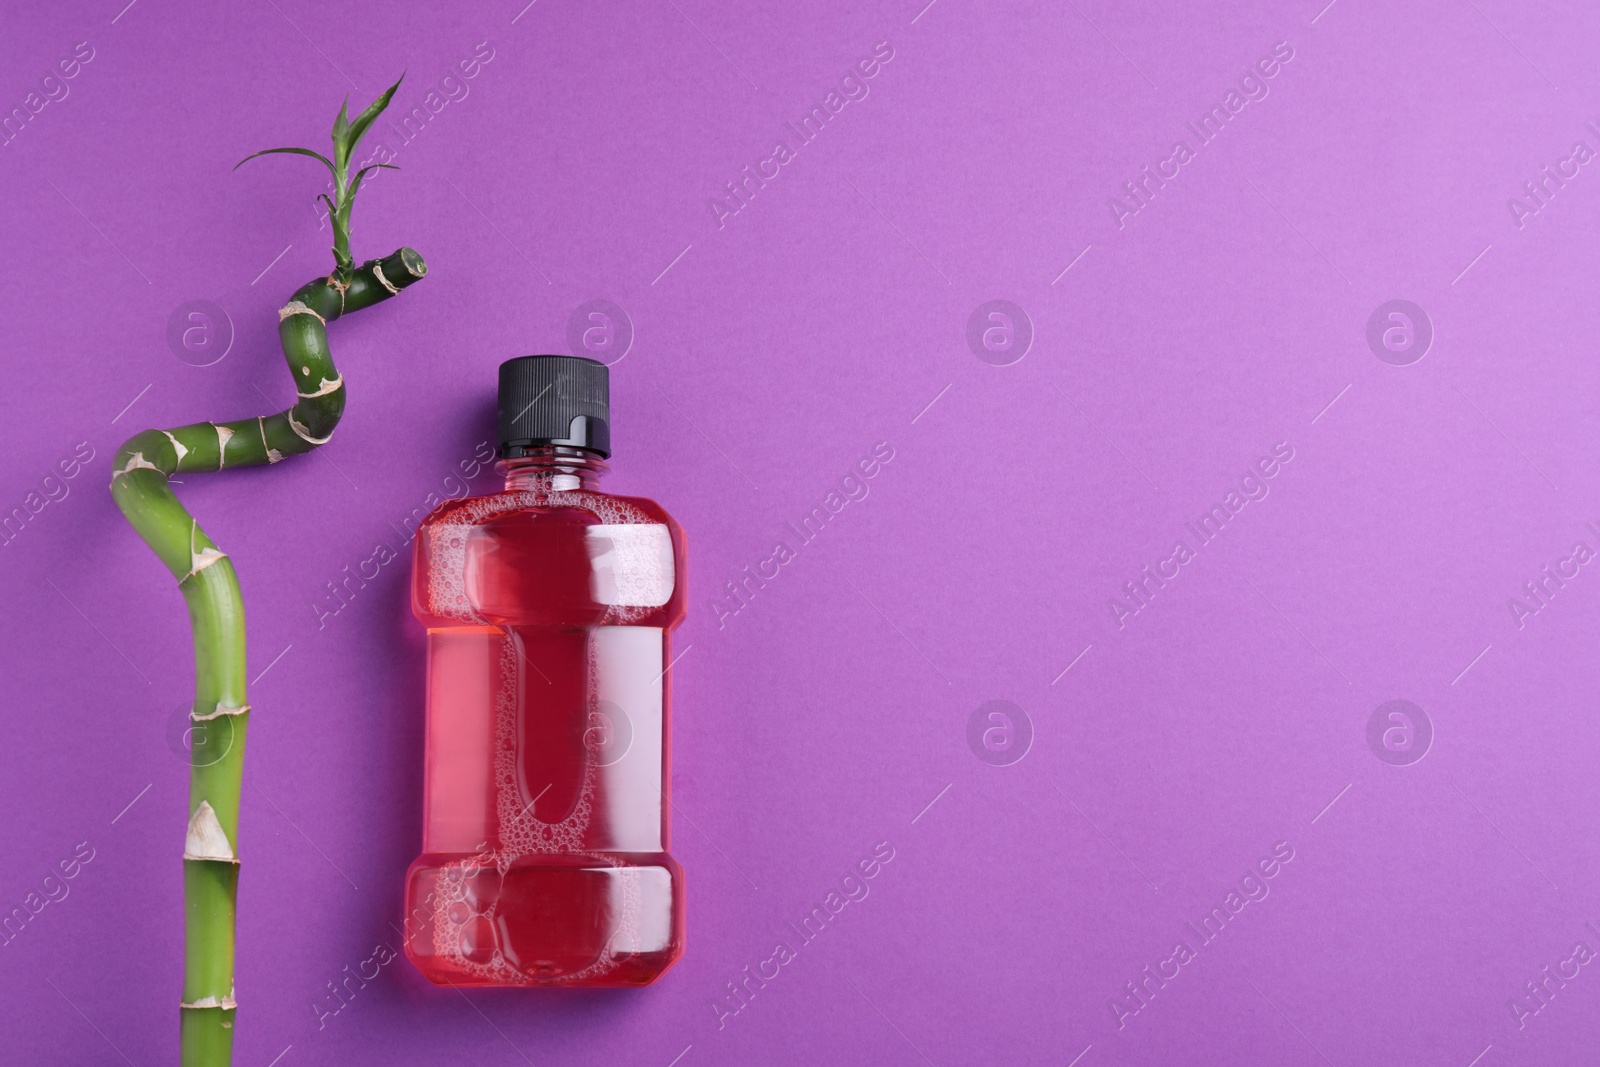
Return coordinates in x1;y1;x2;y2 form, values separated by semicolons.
501;446;608;492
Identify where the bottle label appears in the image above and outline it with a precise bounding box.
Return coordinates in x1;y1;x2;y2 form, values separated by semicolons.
590;625;665;852
587;524;675;607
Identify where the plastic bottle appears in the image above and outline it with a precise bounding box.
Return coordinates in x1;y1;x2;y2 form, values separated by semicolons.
403;355;685;986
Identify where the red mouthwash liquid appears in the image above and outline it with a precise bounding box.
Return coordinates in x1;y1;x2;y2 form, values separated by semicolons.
403;355;686;987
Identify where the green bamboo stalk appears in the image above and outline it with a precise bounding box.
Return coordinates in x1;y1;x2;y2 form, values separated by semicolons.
110;79;424;1067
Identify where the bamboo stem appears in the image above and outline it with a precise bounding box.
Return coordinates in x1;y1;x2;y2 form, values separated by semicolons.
112;247;426;1064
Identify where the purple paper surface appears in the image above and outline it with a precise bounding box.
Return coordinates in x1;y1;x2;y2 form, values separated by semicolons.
3;0;1600;1063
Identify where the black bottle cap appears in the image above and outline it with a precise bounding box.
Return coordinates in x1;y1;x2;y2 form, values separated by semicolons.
497;355;611;458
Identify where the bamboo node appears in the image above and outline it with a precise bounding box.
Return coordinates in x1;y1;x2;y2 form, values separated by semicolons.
183;801;237;863
192;702;249;721
278;300;327;325
162;431;190;468
111;452;163;481
327;272;349;313
180;518;229;584
181;547;229;583
296;375;344;399
287;413;333;445
372;261;400;295
180;993;238;1010
214;424;234;469
257;416;284;464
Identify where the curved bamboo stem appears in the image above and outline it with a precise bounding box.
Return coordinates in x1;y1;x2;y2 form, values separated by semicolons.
111;248;426;1064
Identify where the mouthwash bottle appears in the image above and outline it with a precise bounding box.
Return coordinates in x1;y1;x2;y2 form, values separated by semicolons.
403;355;686;986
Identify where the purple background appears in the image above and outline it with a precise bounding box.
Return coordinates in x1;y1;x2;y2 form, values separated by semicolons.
3;0;1599;1063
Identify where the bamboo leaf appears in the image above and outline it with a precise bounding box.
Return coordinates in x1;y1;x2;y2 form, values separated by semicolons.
346;75;404;158
347;163;396;201
331;98;352;166
234;146;336;175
